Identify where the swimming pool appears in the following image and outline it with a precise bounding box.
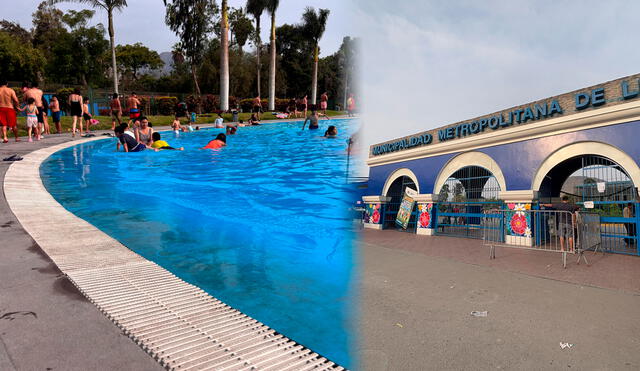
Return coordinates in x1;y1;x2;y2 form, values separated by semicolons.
41;119;359;367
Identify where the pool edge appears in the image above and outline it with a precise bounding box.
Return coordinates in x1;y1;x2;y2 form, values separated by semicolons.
4;138;347;371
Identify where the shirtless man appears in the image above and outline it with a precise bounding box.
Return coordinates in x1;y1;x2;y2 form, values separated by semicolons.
302;109;320;130
252;95;262;120
110;93;122;129
49;95;62;134
320;92;328;115
127;92;141;122
0;79;20;142
24;81;45;137
301;95;308;118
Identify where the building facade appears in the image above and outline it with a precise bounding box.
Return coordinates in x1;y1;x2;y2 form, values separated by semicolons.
364;73;640;255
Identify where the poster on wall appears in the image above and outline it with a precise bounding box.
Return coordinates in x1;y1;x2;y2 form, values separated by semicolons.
396;187;418;229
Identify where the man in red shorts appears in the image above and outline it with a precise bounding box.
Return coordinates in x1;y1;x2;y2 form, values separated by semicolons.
127;92;141;121
0;79;20;143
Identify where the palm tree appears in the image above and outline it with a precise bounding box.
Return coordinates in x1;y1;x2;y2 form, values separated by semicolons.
50;0;127;94
246;0;265;97
265;0;279;111
220;0;229;111
301;7;329;105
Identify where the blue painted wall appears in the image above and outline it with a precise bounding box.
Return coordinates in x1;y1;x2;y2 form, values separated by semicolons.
368;120;640;195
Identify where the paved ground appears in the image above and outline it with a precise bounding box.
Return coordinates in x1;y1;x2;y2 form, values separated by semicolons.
360;229;640;370
0;132;163;370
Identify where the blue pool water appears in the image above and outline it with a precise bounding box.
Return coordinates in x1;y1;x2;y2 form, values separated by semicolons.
41;119;358;366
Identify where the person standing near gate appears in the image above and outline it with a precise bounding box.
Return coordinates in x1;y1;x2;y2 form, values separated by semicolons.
623;203;636;246
542;195;579;252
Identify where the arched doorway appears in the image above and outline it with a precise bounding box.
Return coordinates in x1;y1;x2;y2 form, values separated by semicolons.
539;154;638;254
435;165;502;239
383;176;418;231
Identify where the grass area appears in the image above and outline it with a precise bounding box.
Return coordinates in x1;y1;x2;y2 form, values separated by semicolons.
6;110;346;138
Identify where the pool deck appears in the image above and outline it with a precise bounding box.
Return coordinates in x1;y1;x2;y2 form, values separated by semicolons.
1;121;350;370
0;132;162;370
360;229;640;370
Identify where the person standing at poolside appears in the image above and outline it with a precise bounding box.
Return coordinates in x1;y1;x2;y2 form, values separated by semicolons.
68;88;83;137
0;79;20;143
214;113;224;128
82;98;95;133
252;95;262;120
320;92;328;115
127;92;141;122
49;95;62;134
41;95;51;135
347;93;356;117
24;81;46;137
302;95;308;118
110;93;122;130
22;97;40;142
20;82;29;102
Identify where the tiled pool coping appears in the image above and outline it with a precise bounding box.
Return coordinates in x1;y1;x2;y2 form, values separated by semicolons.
4;137;346;371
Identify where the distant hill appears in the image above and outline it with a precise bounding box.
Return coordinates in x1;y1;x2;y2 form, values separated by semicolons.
140;51;173;77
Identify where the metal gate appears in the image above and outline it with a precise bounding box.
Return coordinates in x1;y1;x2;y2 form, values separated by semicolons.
383;176;418;232
572;155;639;255
435;166;503;239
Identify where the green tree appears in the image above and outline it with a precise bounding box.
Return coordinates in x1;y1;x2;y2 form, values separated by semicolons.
0;32;45;81
229;7;253;54
164;0;218;99
266;0;279;110
50;0;128;94
0;21;32;43
32;2;65;59
300;7;329;105
246;0;265;97
61;10;109;86
275;23;312;98
116;43;164;80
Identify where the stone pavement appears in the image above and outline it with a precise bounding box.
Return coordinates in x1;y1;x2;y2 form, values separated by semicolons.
0;132;164;370
362;229;640;293
359;229;640;370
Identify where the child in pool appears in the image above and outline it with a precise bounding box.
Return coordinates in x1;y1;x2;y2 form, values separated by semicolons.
202;133;227;149
171;118;182;134
151;132;183;150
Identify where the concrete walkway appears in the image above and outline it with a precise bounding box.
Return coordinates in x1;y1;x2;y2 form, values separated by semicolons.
360;229;640;370
0;132;164;370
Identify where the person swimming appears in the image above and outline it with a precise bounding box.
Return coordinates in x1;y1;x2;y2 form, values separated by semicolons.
226;125;237;135
202;133;227;149
151;132;184;150
324;125;338;138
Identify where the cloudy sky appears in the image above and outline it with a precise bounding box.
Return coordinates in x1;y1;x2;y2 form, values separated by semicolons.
5;0;355;55
352;0;640;149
